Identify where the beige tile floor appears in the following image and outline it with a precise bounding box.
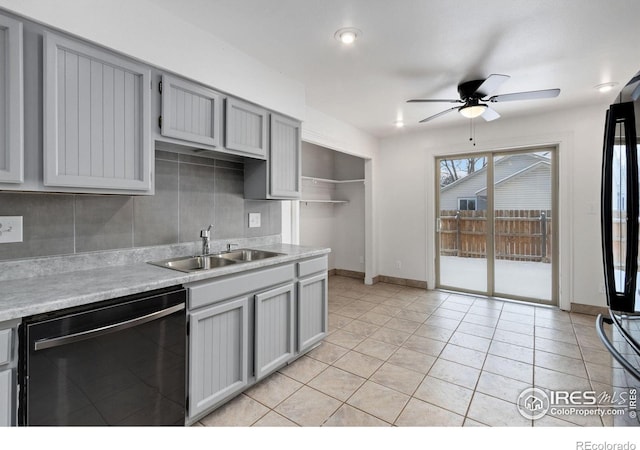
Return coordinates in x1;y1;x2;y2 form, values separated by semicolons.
198;275;626;427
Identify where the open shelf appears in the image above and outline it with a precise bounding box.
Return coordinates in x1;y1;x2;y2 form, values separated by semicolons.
300;199;348;205
301;176;365;184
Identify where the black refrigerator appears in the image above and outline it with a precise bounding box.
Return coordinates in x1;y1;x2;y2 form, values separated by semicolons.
599;70;640;387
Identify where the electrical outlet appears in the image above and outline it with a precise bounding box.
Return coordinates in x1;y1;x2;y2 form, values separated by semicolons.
0;216;23;243
599;283;606;294
248;213;261;228
396;260;402;269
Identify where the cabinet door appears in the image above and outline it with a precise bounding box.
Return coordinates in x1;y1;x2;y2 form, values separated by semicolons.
254;283;295;381
161;75;221;148
43;32;152;192
188;296;249;419
225;97;267;158
297;272;328;353
269;114;301;198
0;15;23;184
0;369;11;426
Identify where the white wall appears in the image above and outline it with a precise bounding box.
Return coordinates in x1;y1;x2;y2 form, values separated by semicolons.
302;107;378;160
300;203;336;269
333;182;366;272
377;102;612;309
0;0;306;120
333;152;366;273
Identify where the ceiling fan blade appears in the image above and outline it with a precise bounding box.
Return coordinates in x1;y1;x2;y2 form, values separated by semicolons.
407;98;463;103
474;74;510;98
481;106;500;122
488;88;560;103
419;106;459;123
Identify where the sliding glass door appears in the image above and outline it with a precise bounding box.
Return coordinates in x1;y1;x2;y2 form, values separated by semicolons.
438;156;488;293
436;148;557;305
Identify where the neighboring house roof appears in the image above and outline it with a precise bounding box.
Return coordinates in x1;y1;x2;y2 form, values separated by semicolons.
475;160;550;196
440;152;550;194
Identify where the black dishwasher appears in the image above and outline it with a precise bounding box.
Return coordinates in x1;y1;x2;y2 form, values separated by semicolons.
19;286;186;426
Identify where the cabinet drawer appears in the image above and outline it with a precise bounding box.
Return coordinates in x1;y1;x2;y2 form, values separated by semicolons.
297;256;328;278
0;330;11;367
189;264;295;309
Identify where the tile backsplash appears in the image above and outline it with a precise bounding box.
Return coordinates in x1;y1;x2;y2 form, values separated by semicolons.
0;151;281;261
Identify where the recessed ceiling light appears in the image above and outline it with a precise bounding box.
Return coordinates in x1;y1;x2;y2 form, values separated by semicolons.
334;27;360;45
595;82;619;93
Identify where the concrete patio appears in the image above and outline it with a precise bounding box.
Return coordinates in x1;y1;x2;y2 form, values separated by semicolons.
439;256;552;301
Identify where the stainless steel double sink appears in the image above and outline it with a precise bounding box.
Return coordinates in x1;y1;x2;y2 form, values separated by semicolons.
149;249;284;273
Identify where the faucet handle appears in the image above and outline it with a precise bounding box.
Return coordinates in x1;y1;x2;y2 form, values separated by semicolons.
200;224;213;238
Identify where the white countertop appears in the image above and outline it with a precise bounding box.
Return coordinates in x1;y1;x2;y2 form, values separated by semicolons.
0;244;330;321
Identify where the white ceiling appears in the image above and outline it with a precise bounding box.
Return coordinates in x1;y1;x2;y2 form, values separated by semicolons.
152;0;640;137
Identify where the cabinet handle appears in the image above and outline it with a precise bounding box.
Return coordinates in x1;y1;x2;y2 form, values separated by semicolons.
34;303;185;351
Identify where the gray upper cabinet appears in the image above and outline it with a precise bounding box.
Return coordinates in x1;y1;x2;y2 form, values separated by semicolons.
270;113;301;198
43;32;152;192
161;74;222;148
224;97;267;158
244;113;301;200
254;283;295;381
0;14;23;184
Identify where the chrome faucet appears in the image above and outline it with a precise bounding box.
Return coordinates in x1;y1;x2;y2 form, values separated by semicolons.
200;225;212;255
226;243;239;252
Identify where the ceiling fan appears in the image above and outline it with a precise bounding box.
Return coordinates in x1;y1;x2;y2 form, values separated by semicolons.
407;74;560;123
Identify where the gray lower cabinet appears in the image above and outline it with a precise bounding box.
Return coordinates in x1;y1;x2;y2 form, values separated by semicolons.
43;32;152;193
185;259;328;422
188;296;249;419
0;321;17;427
244;113;301;200
297;272;328;353
0;370;10;427
224;97;268;158
161;75;222;148
254;283;295;381
0;14;23;184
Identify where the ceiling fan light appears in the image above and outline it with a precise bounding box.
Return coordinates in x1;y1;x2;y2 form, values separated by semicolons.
459;104;487;119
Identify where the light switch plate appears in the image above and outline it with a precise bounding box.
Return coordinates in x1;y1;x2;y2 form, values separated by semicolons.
0;216;23;243
248;213;261;228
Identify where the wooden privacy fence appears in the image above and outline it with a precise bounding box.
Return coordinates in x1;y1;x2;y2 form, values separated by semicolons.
439;210;552;263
